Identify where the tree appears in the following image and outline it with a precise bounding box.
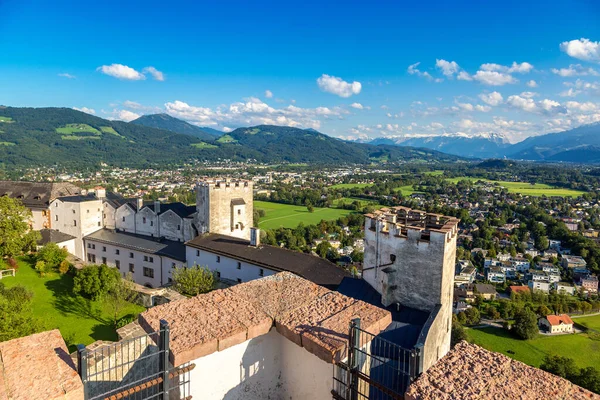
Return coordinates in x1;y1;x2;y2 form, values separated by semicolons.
464;307;481;326
307;204;314;213
106;273;136;328
350;250;364;263
513;308;539;340
540;354;579;380
537;305;552;317
58;259;70;274
316;241;331;258
34;260;50;276
451;319;468;348
73;264;120;300
0;196;41;258
37;243;68;270
0;282;44;342
172;265;215;296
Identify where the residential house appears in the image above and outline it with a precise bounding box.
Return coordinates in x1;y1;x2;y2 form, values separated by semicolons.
562;255;587;269
539;314;574;334
555;282;576;295
474;283;498;300
486;267;505;284
511;257;530;272
528;279;551;293
580;275;599;293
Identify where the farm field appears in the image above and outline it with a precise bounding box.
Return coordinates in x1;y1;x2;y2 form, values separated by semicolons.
333;197;383;209
467;326;600;369
56;123;101;135
1;257;144;350
191;142;218;149
447;177;586;197
330;183;372;189
100;126;125;138
0;116;13;122
254;200;353;229
394;184;422;196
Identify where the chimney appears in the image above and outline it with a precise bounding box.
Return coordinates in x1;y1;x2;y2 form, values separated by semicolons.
154;200;161;214
250;227;260;247
96;187;106;199
136;198;144;210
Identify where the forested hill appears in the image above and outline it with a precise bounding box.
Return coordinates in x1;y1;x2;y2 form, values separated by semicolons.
0;107;461;168
131;114;217;141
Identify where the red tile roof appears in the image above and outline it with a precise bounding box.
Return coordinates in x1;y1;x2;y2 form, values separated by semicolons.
509;285;530;293
546;314;574;326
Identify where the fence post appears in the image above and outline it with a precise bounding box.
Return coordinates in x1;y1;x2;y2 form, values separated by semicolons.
77;344;89;400
159;320;170;400
350;318;361;400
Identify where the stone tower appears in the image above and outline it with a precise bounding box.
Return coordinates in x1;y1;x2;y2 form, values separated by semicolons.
362;206;459;370
195;179;254;240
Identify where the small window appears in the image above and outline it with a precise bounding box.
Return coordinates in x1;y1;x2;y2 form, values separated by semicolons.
143;267;154;278
87;243;91;249
55;203;58;207
115;260;120;269
103;213;106;219
143;217;146;224
216;256;221;263
144;256;148;262
237;262;241;270
98;221;101;227
130;252;134;259
149;257;154;263
73;220;77;226
87;210;89;214
129;263;134;273
116;249;120;255
92;244;96;250
259;268;264;277
237;278;242;283
122;216;125;222
196;250;200;257
150;221;154;226
168;277;173;283
177;225;181;231
216;271;221;278
55;215;58;221
102;246;106;252
102;257;107;265
238;209;241;215
72;210;76;214
235;224;239;229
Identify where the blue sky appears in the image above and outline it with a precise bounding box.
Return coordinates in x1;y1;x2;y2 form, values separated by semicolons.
1;0;600;142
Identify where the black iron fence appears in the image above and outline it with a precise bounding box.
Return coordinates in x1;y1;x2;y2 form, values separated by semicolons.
332;319;420;400
77;320;194;400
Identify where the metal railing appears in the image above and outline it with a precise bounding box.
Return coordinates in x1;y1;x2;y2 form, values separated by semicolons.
332;319;420;400
77;320;194;400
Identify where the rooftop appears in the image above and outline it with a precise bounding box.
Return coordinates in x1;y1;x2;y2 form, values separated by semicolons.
84;228;186;261
0;330;83;400
365;206;460;234
0;180;81;208
186;233;350;289
545;314;574;326
139;272;391;366
56;193;99;203
405;341;598;400
37;228;76;245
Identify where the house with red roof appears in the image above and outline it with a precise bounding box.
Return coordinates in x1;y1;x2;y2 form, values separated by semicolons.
539;314;574;334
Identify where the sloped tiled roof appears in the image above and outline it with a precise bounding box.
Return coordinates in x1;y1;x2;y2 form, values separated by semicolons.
546;314;574;326
0;181;81;208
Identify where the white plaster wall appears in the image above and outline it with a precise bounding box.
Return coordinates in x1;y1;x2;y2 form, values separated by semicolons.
115;205;136;233
182;217;196;242
58;238;76;256
50;199;101;259
103;203;116;230
135;208;158;237
186;328;332;400
185;247;276;283
84;239;163;288
158;210;183;242
31;208;49;230
161;256;186;284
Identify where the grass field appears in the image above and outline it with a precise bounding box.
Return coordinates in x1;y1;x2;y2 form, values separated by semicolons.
424;170;445;176
330;183;372;189
393;184;422;196
0;141;15;146
56;123;101;135
333;197;383;209
1;257;144;350
0;116;13;123
100;126;124;138
572;314;600;331
61;135;101;141
467;326;600;368
216;134;238;143
191;142;218;149
254;200;354;229
447;177;586;197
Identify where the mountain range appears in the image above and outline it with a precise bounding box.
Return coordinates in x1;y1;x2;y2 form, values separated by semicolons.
369;122;600;162
0;107;459;168
132;114;219;141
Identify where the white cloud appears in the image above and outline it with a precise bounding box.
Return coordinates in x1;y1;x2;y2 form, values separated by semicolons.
435;59;460;77
407;62;437;82
506;95;566;115
520;91;538;98
58;73;76;79
265;90;273;98
526;80;538;88
457;71;473;81
479;91;504;106
551;64;599;77
317;74;361;97
562;79;600;96
142;66;165;81
73;107;95;115
560;38;600;63
564;101;598;113
472;70;517;86
116;110;141;121
480;62;533;74
350;102;364;110
97;64;146;80
506;95;540;113
560;88;582;97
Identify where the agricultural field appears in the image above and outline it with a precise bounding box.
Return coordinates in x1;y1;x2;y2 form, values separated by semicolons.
56;123;101;135
216;134;238;143
100;126;125;138
333;197;383;209
0;116;13;123
191;142;218;149
330;183;372;189
61;135;101;141
393;184;422;196
0;141;15;146
254;200;353;229
446;177;586;197
467;326;600;369
1;257;144;350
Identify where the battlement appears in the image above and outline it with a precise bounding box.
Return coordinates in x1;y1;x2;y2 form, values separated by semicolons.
196;178;252;190
365;206;459;242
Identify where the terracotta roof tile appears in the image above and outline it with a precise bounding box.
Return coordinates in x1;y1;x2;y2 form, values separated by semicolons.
546;314;574;326
139;272;391;366
0;330;84;400
405;341;599;400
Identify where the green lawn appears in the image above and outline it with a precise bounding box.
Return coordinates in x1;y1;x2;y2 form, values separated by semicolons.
333;197;383;209
255;200;354;229
330;183;372;189
446;177;585;197
572;314;600;331
191;142;218;149
56;123;101;135
467;326;600;369
61;135;101;141
393;184;422;196
0;141;15;146
100;126;125;138
1;258;144;350
216;134;238;143
0;116;13;123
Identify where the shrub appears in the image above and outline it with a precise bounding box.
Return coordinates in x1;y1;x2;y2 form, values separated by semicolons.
34;260;50;276
7;258;18;270
37;243;68;270
172;265;216;296
73;264;120;300
116;314;137;329
58;259;70;274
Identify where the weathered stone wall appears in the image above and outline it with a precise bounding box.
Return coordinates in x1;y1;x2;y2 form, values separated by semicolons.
102;202;116;230
115;205;136;233
135;207;158;237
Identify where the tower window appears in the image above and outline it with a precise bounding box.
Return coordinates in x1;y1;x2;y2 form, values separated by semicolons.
216;256;221;263
238;209;241;215
259;268;264;277
237;262;241;270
